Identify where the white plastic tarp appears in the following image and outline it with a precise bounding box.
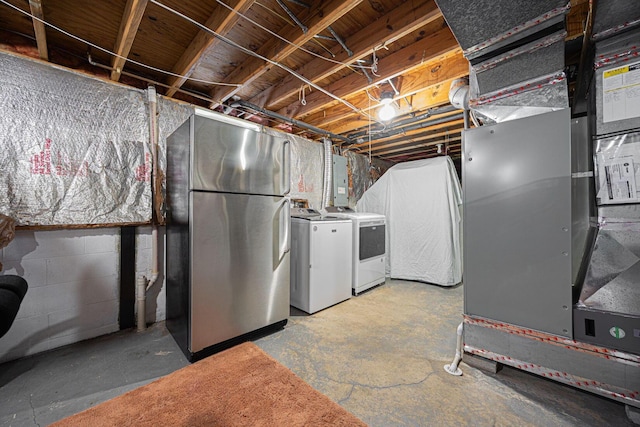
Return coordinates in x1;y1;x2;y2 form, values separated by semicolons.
356;156;463;286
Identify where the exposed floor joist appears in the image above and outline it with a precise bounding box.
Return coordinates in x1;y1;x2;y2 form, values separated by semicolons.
164;0;255;97
210;0;364;105
308;53;467;134
110;0;148;81
250;0;443;109
28;0;48;60
281;27;459;120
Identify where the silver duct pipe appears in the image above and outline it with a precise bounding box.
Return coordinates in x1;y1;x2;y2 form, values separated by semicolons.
233;100;348;142
348;113;464;146
346;105;458;140
321;138;333;208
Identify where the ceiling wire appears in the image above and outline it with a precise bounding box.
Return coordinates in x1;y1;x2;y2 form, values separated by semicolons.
149;0;374;120
1;0;378;126
212;0;374;70
0;0;240;87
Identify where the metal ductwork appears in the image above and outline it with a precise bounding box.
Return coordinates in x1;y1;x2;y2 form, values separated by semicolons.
231;100;348;143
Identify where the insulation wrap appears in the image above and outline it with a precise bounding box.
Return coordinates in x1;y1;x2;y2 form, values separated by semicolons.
157;97;194;218
469;71;569;123
0;52;151;226
470;31;566;97
435;0;569;59
264;129;324;210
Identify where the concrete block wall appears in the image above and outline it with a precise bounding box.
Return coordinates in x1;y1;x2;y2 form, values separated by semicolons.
0;229;120;363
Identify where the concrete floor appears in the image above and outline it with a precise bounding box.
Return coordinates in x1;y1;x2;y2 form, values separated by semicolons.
0;279;635;426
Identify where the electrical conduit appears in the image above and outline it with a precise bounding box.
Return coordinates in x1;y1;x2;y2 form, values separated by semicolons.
321;138;333;208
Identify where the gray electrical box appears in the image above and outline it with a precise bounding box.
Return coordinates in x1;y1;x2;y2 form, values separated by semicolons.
332;155;348;207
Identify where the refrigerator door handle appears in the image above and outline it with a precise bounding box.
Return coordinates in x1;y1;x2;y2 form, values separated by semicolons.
282;139;290;195
279;200;291;259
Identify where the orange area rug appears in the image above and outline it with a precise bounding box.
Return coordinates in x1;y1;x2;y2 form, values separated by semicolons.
51;342;366;426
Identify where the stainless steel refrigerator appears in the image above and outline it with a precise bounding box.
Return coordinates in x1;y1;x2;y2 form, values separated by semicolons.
166;109;290;361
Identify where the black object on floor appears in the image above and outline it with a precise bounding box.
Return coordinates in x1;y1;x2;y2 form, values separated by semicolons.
0;275;28;338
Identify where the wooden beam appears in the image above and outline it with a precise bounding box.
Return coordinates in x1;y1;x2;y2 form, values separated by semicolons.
369;133;463;157
354;118;464;151
250;0;442;109
325;75;463;136
280;27;459;120
110;0;148;82
358;124;463;154
305;51;467;130
165;0;255;97
383;143;462;161
210;0;363;105
29;0;48;60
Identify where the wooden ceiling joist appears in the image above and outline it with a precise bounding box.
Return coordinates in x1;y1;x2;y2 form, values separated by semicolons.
280;27;459;120
110;0;148;81
28;0;48;60
164;0;255;97
360;126;463;155
373;135;462;158
304;52;467;132
250;0;443;109
210;0;364;105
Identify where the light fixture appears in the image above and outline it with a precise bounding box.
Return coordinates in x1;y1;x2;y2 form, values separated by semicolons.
378;91;396;121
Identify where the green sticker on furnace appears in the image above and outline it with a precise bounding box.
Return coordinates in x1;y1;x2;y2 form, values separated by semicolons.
609;326;626;339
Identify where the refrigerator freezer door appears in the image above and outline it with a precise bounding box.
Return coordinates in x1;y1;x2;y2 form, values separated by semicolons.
189;191;290;354
191;115;290;196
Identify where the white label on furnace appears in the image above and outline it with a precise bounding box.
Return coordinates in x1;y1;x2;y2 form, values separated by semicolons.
602;61;640;123
337;187;346;195
603;158;638;202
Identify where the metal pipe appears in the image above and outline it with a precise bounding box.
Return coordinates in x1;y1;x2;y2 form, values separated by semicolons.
361;66;373;84
286;0;310;7
321;138;333;208
233;100;349;142
349;112;465;144
275;0;307;33
314;34;335;41
87;53;216;104
327;26;352;56
347;105;458;139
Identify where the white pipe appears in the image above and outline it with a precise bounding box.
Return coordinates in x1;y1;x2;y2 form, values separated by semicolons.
448;78;469;111
136;275;147;332
147;85;160;293
444;322;464;376
136;86;160;332
146;226;159;291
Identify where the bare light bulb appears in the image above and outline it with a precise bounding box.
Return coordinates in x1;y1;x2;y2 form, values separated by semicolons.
378;103;396;121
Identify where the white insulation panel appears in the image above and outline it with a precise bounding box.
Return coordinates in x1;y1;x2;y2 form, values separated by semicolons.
0;52;151;226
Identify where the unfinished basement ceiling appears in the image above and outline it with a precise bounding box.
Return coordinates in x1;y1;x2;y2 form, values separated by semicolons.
0;0;589;161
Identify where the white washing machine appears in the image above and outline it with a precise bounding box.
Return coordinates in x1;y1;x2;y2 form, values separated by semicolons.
324;207;386;295
290;208;353;314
